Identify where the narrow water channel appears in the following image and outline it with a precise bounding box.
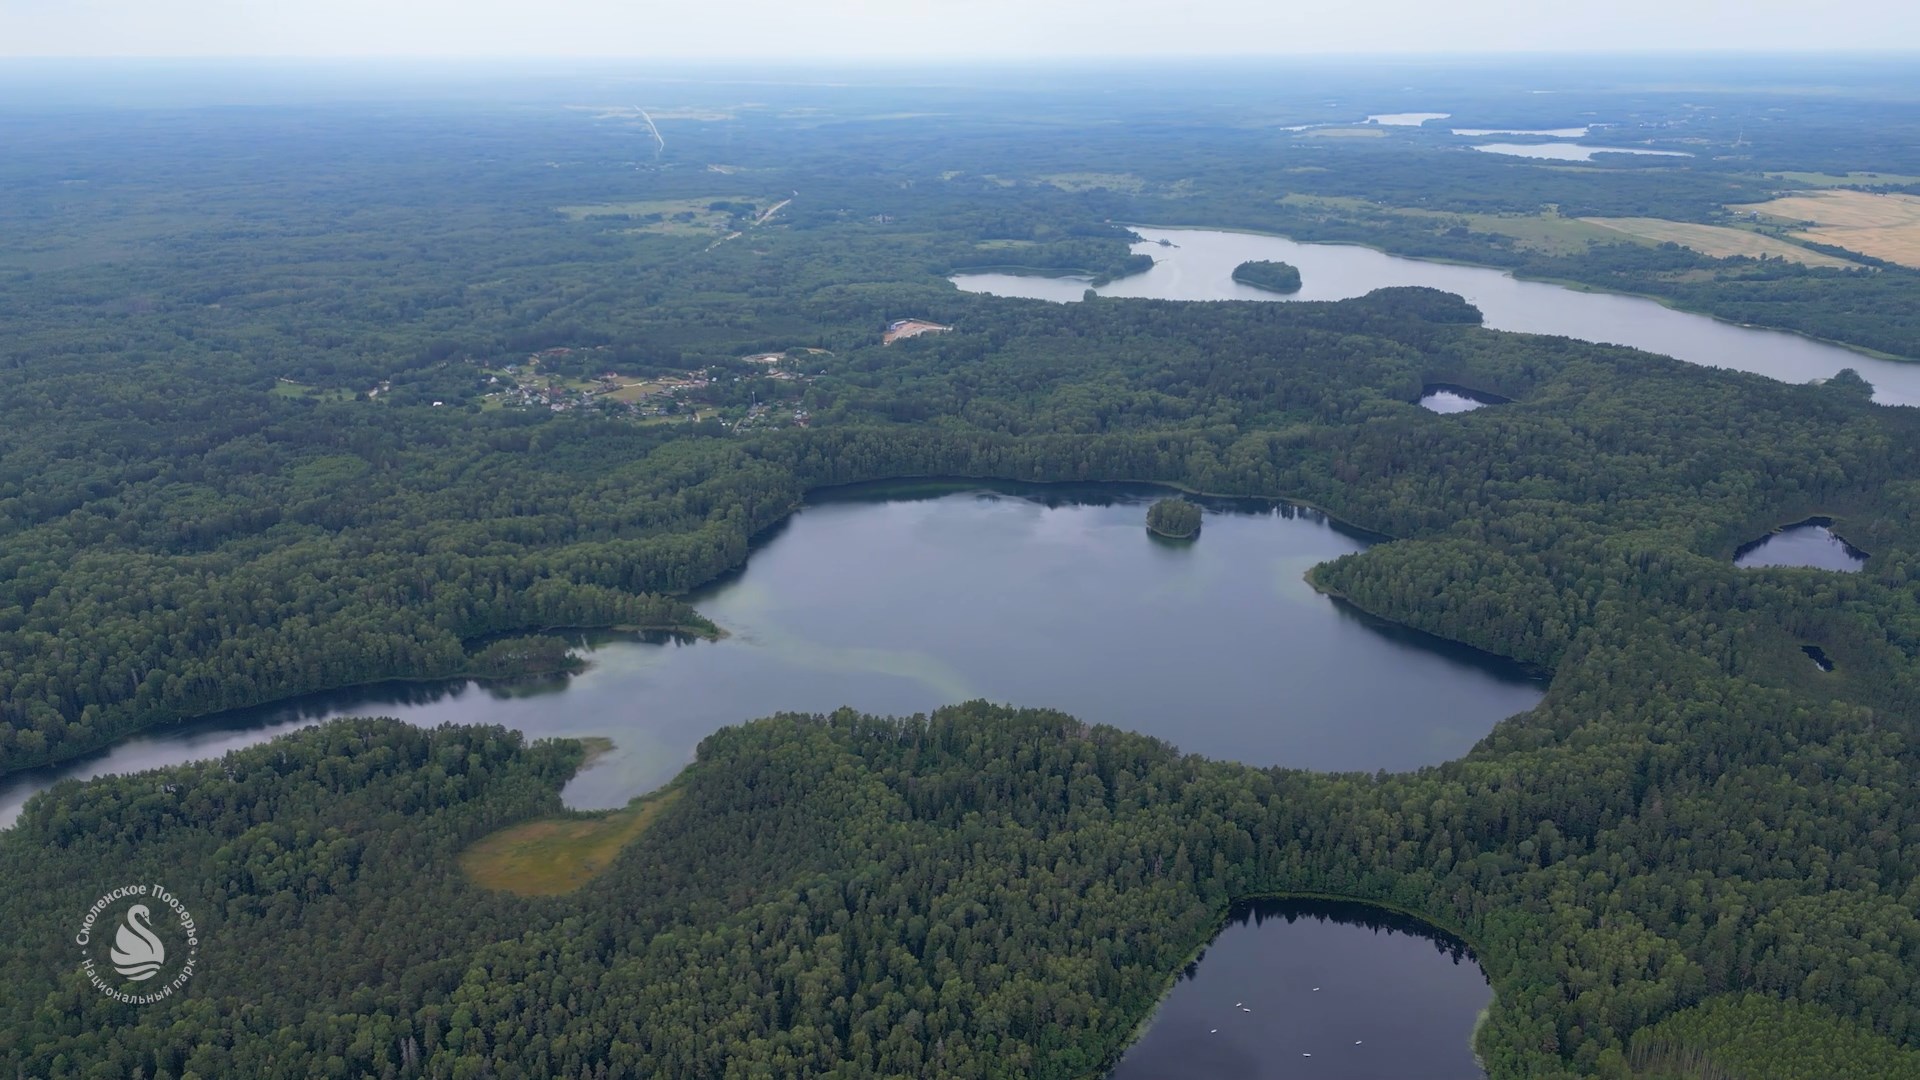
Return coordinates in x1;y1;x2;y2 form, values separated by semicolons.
952;226;1920;407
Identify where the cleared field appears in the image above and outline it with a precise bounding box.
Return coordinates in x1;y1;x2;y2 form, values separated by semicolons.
606;380;669;403
883;319;952;345
1579;217;1856;268
270;379;356;403
1732;189;1920;267
1282;194;1616;255
556;197;765;237
1038;172;1150;193
459;788;682;896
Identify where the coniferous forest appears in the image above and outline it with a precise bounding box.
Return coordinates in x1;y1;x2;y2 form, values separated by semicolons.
4;60;1920;1078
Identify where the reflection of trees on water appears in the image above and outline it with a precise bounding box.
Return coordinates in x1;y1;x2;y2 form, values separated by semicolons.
809;477;1352;532
1240;897;1479;966
1170;897;1480;985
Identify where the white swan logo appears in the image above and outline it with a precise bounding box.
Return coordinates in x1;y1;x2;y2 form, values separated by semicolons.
109;904;166;980
74;884;198;1004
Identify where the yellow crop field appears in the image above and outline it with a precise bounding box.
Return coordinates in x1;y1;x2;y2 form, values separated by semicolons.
1579;217;1856;268
1731;190;1920;268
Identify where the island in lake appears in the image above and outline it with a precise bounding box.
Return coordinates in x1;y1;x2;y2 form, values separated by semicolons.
1146;497;1203;538
1231;259;1303;294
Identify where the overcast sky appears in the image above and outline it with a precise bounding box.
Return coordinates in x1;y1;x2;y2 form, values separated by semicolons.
3;0;1918;59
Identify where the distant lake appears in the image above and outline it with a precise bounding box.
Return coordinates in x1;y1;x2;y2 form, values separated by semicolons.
950;226;1920;407
1472;142;1690;161
1734;518;1870;571
1366;112;1451;126
1452;126;1590;137
1110;898;1490;1080
0;483;1546;829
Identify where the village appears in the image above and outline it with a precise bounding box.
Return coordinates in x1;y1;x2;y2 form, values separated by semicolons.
475;345;818;431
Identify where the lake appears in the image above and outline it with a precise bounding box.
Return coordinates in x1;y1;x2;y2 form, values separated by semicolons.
0;482;1546;829
1365;112;1451;126
1472;143;1690;161
1734;518;1870;571
1452;126;1589;137
1110;898;1490;1080
1420;384;1504;414
950;226;1920;407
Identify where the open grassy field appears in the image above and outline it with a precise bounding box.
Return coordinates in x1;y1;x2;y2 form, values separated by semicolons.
1579;217;1857;268
1731;189;1920;267
1282;194;1617;255
270;379;357;403
606;379;672;403
1037;172;1151;193
459;787;683;896
556;197;762;237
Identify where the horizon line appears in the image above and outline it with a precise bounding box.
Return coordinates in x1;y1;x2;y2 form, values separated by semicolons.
6;48;1920;63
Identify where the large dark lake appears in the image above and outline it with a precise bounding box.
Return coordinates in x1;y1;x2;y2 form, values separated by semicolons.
952;226;1920;407
1110;898;1491;1080
0;482;1544;827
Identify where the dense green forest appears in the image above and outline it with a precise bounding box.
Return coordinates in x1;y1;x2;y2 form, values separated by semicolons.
7;704;1920;1078
4;61;1920;1077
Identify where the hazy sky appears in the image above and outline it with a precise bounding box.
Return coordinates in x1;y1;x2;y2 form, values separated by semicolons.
3;0;1918;59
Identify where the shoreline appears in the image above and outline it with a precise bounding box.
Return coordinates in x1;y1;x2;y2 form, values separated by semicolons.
1118;221;1916;366
0;617;724;782
1100;890;1500;1076
0;476;1522;798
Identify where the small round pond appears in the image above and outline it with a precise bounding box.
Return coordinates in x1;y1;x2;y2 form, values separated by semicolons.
1734;518;1869;572
1420;384;1506;414
1110;898;1491;1080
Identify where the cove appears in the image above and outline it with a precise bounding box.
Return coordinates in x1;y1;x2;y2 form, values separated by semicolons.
950;227;1920;407
0;482;1545;829
1110;898;1491;1080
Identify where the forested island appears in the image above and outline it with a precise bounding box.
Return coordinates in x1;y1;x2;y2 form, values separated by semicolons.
4;61;1920;1079
1231;259;1304;293
1145;497;1203;537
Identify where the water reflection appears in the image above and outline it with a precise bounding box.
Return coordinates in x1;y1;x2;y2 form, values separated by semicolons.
2;483;1547;829
1472;142;1690;161
1734;518;1869;571
1420;384;1507;414
1110;898;1490;1080
952;227;1920;407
